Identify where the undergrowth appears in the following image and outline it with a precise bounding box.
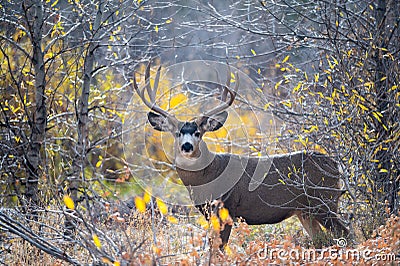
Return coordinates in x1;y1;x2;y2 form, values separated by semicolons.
1;204;399;265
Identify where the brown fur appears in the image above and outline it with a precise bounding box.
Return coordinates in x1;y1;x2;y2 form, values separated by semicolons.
177;150;348;247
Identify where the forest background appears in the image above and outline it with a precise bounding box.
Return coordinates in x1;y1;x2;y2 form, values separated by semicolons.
0;0;399;264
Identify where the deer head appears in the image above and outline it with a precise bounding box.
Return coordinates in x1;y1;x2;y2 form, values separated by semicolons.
133;63;239;161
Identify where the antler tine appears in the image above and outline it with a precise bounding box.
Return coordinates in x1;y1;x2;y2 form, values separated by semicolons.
200;70;239;119
153;65;162;99
220;65;231;102
133;63;178;127
144;62;155;102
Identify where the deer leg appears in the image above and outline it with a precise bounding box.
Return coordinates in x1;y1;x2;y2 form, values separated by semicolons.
296;211;323;239
316;213;349;238
219;224;232;250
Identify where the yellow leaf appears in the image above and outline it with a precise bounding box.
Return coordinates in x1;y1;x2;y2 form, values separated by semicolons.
63;195;75;210
230;72;236;83
304;125;318;133
275;80;283;90
294;136;308;147
165;19;172;24
282;55;290;63
379;169;388;173
198;216;209;230
211;127;227;139
46;52;54;58
156;198;168;215
169;93;186;108
372;111;382;123
210;215;220;231
314;73;319;83
251;49;256;55
152;244;162;256
224;245;233;256
51;0;59;7
281;100;292;108
115;111;125;124
113;261;121;266
154;25;159;33
358;104;368;111
293;82;302;93
249;145;258;152
143;190;152;204
134;196;147;213
93;234;102;248
219;208;229;221
167;215;178;224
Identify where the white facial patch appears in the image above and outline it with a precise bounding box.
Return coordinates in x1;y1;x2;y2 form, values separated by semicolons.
181;133;194;146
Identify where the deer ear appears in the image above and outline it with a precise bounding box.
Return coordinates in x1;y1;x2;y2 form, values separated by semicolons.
148;112;175;132
199;111;228;132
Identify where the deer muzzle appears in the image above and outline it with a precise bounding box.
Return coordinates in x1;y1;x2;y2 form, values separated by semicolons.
181;142;194;153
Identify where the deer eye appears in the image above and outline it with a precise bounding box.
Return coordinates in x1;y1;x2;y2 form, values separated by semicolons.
194;132;201;138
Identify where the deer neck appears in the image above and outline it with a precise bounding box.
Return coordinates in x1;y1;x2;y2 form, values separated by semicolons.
175;144;237;205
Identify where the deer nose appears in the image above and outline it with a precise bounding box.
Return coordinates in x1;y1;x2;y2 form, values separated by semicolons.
181;142;193;152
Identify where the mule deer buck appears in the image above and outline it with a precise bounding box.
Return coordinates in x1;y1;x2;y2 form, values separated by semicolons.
133;63;348;248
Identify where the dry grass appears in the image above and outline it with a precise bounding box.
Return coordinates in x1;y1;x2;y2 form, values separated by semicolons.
1;205;399;265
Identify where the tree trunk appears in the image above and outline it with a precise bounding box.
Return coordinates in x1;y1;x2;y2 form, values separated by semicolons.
24;0;47;211
64;0;104;237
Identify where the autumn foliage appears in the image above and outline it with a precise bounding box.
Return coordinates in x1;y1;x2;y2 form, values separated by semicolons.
1;0;399;265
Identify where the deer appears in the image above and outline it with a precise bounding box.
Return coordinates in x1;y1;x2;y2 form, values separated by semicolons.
133;62;349;249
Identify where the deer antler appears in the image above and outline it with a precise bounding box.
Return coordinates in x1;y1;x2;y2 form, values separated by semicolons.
133;62;179;127
200;68;239;118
